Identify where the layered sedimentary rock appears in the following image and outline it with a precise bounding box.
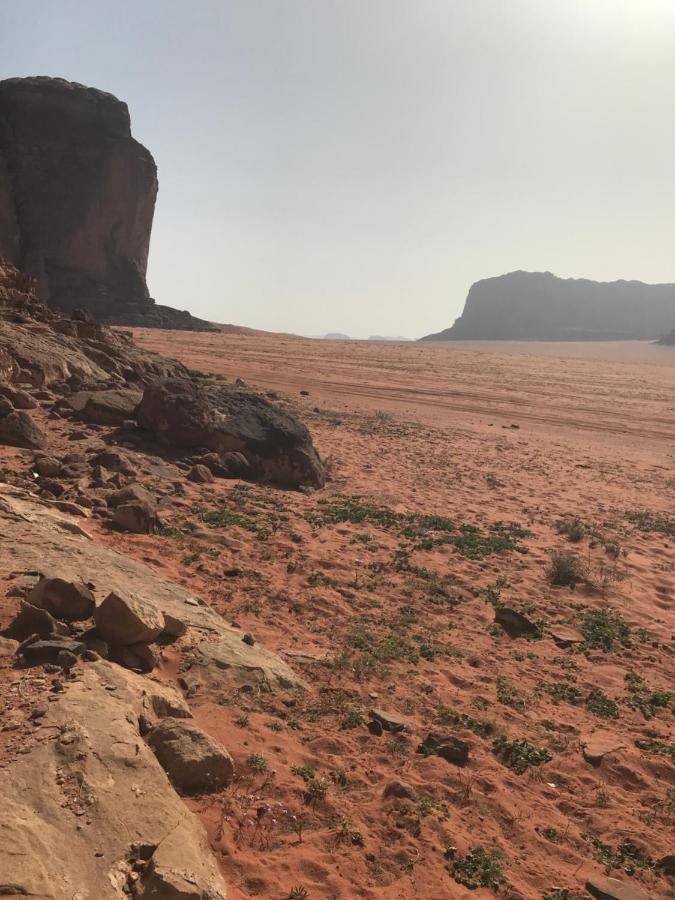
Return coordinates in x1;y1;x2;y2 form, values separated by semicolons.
422;270;675;341
0;76;212;329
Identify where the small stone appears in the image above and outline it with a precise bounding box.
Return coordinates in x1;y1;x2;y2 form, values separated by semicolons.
29;707;47;720
494;607;540;638
113;500;157;534
382;781;417;801
11;600;69;639
56;649;78;669
242;633;256;646
369;708;411;734
582;731;626;767
417;732;470;766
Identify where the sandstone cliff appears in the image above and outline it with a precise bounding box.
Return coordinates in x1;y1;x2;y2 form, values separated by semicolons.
422;270;675;341
0;76;212;330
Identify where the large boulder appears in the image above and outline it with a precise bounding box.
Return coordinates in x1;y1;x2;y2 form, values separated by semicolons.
80;388;142;425
136;377;326;489
0;408;47;449
148;718;234;795
27;576;95;621
94;590;165;646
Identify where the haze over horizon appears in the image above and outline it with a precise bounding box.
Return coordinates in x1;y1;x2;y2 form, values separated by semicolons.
3;0;675;339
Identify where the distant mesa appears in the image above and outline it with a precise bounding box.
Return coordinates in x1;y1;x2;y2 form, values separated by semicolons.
421;270;675;342
321;332;352;340
0;76;213;330
368;335;411;342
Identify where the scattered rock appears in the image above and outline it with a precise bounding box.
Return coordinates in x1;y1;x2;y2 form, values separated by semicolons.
147;717;234;795
80;388;143;426
417;732;470;766
494;607;540;638
0;410;47;449
11;600;69;639
33;455;64;477
162;613;188;638
187;463;214;484
549;624;584;648
19;637;85;664
90;448;135;475
582;731;626;766
27;576;95;621
113;642;158;673
0;382;37;409
369;708;411;734
106;482;155;508
113;499;157;533
242;632;256;646
93;591;165;646
382;781;417;801
585;875;650;900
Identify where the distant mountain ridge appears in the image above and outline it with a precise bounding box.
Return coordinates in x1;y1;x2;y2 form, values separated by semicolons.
421;271;675;341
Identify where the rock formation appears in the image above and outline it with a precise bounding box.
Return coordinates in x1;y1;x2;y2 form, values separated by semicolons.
422;270;675;341
0;76;213;329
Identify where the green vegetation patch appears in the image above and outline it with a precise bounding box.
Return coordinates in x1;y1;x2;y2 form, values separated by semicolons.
586;688;620;720
579;608;631;651
492;735;552;773
626;509;675;537
624;671;674;720
582;834;655;875
447;845;504;891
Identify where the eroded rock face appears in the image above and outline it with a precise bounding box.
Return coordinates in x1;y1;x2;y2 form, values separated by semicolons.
137;377;326;489
422;270;675;341
0;77;213;331
148;717;234;795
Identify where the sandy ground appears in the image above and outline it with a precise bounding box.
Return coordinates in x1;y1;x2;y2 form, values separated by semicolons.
4;331;673;899
126;330;674;899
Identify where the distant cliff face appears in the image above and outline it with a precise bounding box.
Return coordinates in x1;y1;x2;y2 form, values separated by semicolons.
0;77;212;329
422;271;675;341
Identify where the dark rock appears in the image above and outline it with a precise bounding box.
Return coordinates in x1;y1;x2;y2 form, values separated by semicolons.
0;410;47;449
658;855;675;876
417;732;470;766
56;649;78;669
91;450;136;475
422;270;675;342
79;627;109;659
27;576;95;621
494;607;540;638
369;708;411;734
10;600;70;639
585;875;650;900
187;464;214;484
38;477;65;497
367;719;383;736
0;382;37;409
136;377;325;489
382;781;417;801
113;642;158;673
242;633;256;646
0;396;13;417
105;482;155;508
80;389;142;426
19;637;85;664
0;77;213;331
113;499;157;534
161;613;187;639
147;717;234;795
93;590;164;646
33;455;64;477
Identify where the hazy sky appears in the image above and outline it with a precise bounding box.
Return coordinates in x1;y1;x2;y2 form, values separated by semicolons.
3;1;675;337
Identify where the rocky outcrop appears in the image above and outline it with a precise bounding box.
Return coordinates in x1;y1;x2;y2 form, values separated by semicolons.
0;260;184;387
136;376;326;489
0;483;303;692
0;76;213;330
422;270;675;341
0;660;228;899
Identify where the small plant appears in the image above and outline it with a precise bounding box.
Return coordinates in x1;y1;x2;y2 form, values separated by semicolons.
635;738;675;759
626;509;675;537
582;833;655;875
541;827;559;843
543;682;580;705
235;713;249;727
624;671;674;719
492;735;552;773
286;888;309;900
292;765;315;782
496;676;526;710
547;550;586;587
580;608;631;651
330;768;347;787
448;845;504;890
556;518;585;542
586;688;620;720
386;736;410;757
304;777;329;806
246;753;268;772
341;709;364;729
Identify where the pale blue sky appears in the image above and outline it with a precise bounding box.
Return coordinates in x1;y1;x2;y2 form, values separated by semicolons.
3;0;674;337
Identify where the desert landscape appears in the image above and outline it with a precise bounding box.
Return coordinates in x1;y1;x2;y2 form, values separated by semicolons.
86;328;675;896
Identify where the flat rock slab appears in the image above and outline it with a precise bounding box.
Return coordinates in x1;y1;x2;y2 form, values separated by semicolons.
582;730;627;766
586;874;650;900
549;624;584;648
0;661;227;899
0;484;303;692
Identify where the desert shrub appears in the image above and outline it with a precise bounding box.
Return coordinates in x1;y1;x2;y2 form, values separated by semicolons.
586;688;620;719
547;550;586;587
448;845;504;890
492;735;552;773
580;608;631;651
556;518;585;542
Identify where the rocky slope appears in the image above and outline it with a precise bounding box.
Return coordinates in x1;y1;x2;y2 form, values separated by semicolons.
422;270;675;341
0;76;213;330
